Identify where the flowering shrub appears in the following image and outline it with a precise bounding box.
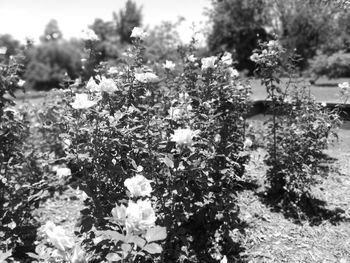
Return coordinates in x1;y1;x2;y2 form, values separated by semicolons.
0;54;44;260
252;40;341;207
39;28;252;262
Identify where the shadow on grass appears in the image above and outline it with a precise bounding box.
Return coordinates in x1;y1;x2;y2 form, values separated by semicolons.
258;191;349;226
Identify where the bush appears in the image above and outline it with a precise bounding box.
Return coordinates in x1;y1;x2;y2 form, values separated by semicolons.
251;40;341;209
36;29;252;262
25;41;82;91
308;50;350;79
0;54;45;261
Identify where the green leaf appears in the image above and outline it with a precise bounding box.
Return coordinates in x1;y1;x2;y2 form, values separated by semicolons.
126;235;146;248
0;250;12;262
161;156;174;168
142;243;163;254
145;226;167;243
105;253;122;262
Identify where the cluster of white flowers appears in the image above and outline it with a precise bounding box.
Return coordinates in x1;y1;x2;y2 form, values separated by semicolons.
163;60;175;70
134;72;159;83
171;128;199;147
130;27;148;40
70;93;97;109
221;52;233;65
112;174;156;232
250;40;284;66
201;56;217;70
86;76;118;94
44;221;86;262
163;60;176;71
112;199;156;232
80;28;99;41
44;221;74;251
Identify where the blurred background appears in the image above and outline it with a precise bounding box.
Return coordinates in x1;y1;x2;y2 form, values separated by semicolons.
1;0;350;92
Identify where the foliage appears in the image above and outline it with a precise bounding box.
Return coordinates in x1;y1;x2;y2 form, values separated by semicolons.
40;19;63;42
145;19;184;63
37;29;251;262
24;41;82;90
207;0;271;74
308;50;350;79
0;34;21;64
114;0;143;44
271;0;344;70
0;53;45;261
251;40;341;207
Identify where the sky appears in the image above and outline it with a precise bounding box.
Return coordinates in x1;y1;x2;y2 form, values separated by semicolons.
0;0;212;44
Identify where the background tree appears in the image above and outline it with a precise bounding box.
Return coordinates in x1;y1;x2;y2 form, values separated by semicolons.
25;21;81;90
40;19;63;42
0;34;21;64
207;0;271;74
114;0;143;44
271;0;340;70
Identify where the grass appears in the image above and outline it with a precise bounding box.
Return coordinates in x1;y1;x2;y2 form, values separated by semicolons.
250;77;348;103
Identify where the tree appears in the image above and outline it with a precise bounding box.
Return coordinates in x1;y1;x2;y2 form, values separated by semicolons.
207;0;271;74
40;19;63;42
25;41;82;90
0;34;21;64
271;0;340;69
114;0;143;44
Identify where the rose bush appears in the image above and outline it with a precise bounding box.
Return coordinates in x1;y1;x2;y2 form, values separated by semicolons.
37;28;252;262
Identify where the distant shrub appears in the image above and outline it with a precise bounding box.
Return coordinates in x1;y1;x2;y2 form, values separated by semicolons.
25;41;82;91
308;51;350;79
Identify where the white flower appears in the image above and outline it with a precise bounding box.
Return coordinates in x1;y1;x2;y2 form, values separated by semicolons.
250;53;260;63
71;245;86;263
221;52;233;65
220;256;228;263
243;137;253;149
130;27;148;40
321;102;327;107
80;28;99;41
124;174;152;197
226;67;239;78
171;128;199;147
134;72;159;83
187;55;197;62
179;92;190;102
108;67;119;75
125;199;156;231
168;105;192;120
17;79;25;87
111;204;127;223
0;46;7;55
339;82;350;90
201;56;217;70
71;93;97;109
168;107;183;120
163;60;176;70
86;77;99;92
99;76;118;94
56;168;71;179
44;221;74;251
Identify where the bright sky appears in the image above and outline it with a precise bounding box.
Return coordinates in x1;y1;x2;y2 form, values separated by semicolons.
0;0;211;44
